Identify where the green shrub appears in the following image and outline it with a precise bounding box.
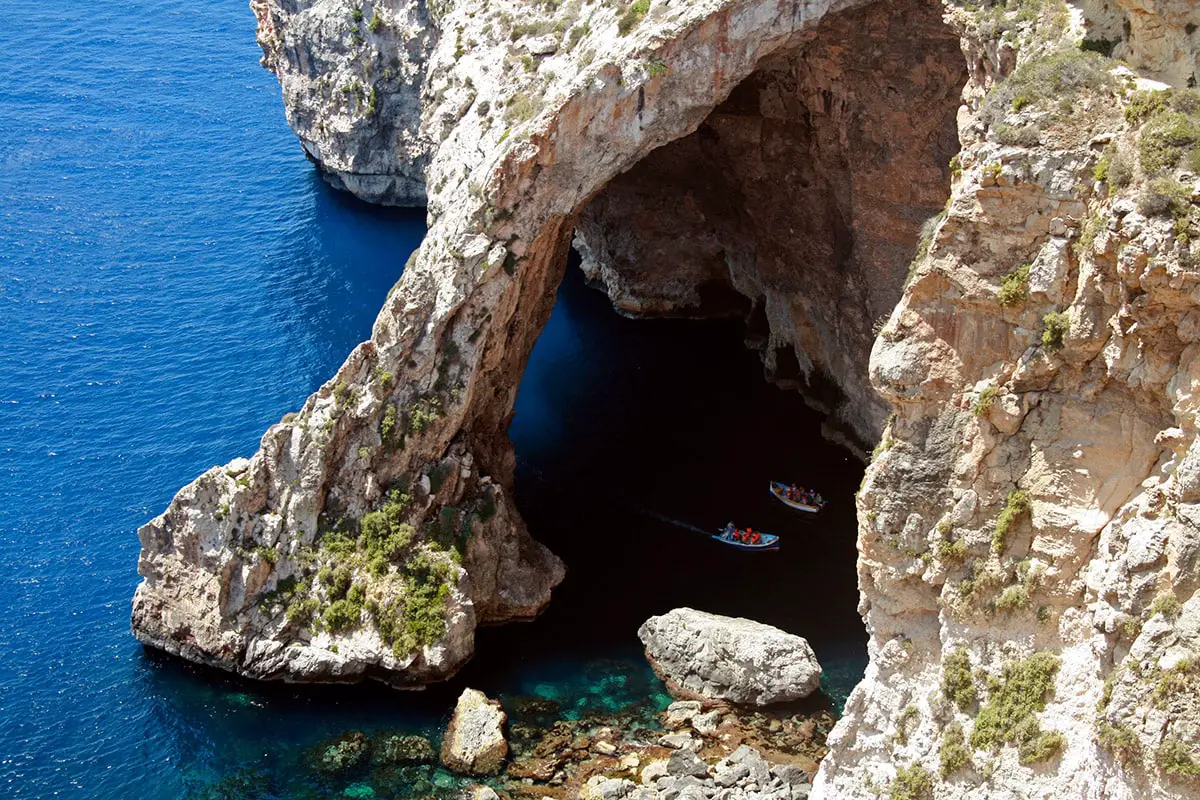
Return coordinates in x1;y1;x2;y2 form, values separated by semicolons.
888;764;932;800
983;48;1116;129
997;263;1031;306
995;584;1030;613
287;595;319;625
503;93;540;125
380;404;400;449
1152;659;1196;708
323;596;363;631
1150;590;1182;619
1126;90;1169;124
969;652;1060;750
617;0;650;35
397;550;455;654
893;705;920;746
318;528;358;558
333;380;354;408
646;58;668;78
351;7;363;23
1158;738;1200;778
407;396;443;435
1094;142;1135;187
566;23;590;50
939;721;971;777
992;490;1031;553
936;537;967;563
1098;722;1140;763
360;491;414;563
509;19;555;40
995;123;1040;147
1139;111;1200;174
1041;311;1069;349
1017;723;1065;765
942;646;977;711
369;11;383;32
1138;177;1192;218
974;385;1001;417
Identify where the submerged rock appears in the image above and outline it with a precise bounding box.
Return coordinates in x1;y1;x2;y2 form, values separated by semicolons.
372;733;436;766
638;609;821;706
440;688;508;776
311;731;371;777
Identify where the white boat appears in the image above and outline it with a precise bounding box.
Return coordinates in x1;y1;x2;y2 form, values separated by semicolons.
769;481;826;513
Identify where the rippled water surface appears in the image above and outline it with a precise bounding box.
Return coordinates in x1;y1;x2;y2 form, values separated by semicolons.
0;1;866;797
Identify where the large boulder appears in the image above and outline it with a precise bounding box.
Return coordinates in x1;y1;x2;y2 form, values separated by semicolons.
440;688;509;775
637;608;822;706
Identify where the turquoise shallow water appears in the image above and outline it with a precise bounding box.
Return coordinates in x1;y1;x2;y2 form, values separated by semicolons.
0;1;866;797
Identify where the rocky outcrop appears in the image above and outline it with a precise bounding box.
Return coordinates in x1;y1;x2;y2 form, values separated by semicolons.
250;0;435;204
135;0;1200;798
812;6;1200;800
136;0;959;688
639;608;823;706
441;688;509;776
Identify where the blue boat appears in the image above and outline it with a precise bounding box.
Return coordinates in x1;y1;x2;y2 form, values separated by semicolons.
713;522;779;551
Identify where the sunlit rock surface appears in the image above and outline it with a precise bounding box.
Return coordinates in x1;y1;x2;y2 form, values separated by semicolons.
133;0;1200;797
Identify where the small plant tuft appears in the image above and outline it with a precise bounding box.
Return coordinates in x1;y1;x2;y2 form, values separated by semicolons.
942;646;976;711
939;721;972;777
992;490;1031;554
1150;590;1182;619
617;0;650;36
974;385;1002;417
1041;311;1069;349
1158;738;1200;778
969;652;1060;752
1138;177;1192;218
888;764;932;800
997;263;1031;307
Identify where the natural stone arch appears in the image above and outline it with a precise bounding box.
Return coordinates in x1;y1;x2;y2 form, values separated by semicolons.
132;0;963;694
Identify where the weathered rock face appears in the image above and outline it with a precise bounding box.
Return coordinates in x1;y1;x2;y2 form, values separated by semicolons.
441;688;509;776
812;6;1200;799
251;0;435;204
1082;0;1200;89
575;0;966;443
134;0;1200;798
638;608;823;706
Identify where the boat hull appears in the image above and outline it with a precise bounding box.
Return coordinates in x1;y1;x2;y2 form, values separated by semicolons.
769;482;824;513
714;524;779;551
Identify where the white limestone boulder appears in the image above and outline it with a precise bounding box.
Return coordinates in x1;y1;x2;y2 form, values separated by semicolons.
440;688;508;775
637;608;822;706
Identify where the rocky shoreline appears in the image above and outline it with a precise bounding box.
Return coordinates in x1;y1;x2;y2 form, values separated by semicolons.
296;686;834;800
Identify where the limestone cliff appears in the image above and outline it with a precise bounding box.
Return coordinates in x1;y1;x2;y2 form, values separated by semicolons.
132;0;1200;797
815;4;1200;799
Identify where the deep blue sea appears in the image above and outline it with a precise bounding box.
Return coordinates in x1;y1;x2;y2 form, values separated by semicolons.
0;1;866;797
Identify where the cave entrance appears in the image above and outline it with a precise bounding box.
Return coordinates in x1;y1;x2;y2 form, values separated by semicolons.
500;258;868;705
570;0;967;447
469;0;964;708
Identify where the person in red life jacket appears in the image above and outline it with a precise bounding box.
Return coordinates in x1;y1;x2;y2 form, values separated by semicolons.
750;530;761;545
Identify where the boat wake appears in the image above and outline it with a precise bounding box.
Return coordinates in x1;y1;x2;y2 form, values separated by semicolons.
515;457;713;536
632;509;711;537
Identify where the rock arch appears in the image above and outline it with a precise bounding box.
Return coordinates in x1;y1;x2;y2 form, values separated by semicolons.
132;0;963;692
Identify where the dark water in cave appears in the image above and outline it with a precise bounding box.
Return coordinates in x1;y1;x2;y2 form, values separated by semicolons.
503;260;867;693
